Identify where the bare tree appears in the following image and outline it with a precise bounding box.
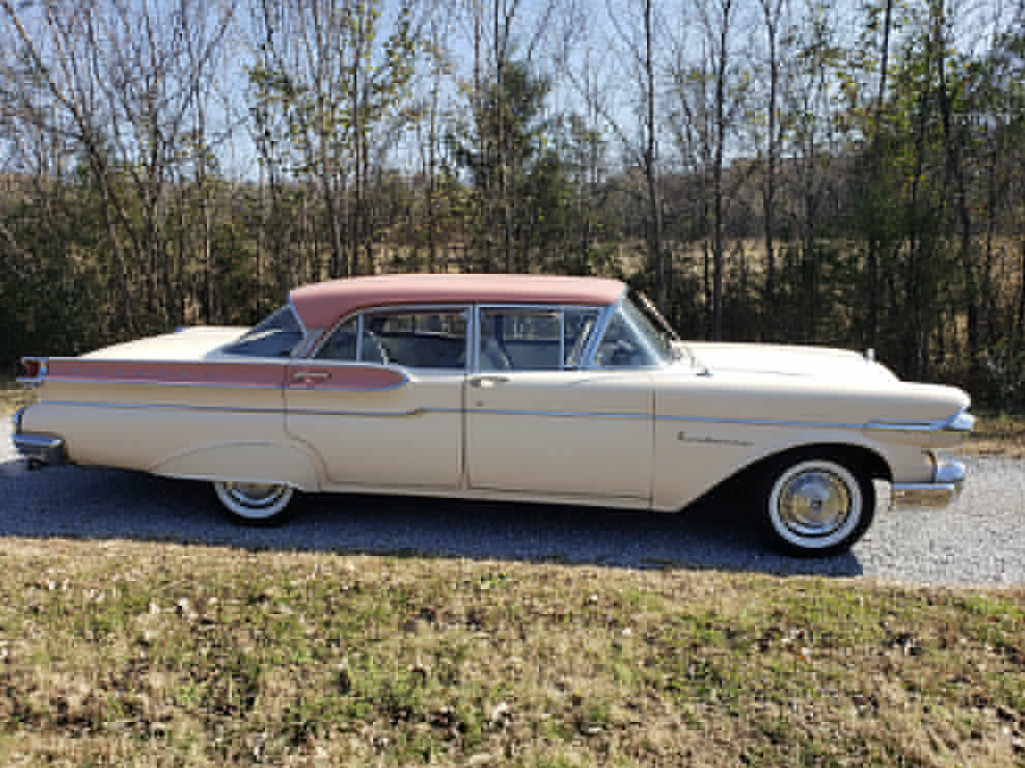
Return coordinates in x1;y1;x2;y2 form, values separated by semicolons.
249;0;418;279
758;0;785;340
0;0;238;332
598;0;668;307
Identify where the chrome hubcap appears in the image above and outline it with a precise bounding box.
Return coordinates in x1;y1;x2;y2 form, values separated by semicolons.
227;482;287;508
777;470;850;537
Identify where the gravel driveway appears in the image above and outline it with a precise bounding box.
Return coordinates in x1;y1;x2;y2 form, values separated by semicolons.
2;422;1022;586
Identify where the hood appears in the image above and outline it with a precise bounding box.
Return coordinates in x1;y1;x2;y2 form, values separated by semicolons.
82;326;249;361
681;341;899;386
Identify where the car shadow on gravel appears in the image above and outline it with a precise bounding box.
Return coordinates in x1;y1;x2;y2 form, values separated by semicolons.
0;460;863;578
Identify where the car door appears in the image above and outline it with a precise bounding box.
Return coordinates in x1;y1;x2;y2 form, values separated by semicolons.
464;306;654;502
285;307;467;490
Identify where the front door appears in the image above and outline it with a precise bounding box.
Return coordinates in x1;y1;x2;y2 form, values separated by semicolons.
464;307;653;501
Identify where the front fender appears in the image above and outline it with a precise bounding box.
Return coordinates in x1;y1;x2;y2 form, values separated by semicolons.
651;422;927;511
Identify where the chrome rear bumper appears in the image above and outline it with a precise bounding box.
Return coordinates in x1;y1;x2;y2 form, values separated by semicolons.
11;407;67;467
890;454;965;509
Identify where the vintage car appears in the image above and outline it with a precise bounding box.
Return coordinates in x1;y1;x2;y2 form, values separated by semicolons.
13;273;972;556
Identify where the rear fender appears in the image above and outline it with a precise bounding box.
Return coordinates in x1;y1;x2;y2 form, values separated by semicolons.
151;442;321;491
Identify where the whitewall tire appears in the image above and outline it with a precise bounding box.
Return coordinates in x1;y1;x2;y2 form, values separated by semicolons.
761;456;875;557
213;481;295;525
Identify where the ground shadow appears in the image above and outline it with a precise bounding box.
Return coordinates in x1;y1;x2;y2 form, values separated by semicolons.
0;459;864;578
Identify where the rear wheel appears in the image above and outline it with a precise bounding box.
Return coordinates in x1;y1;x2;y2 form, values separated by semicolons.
760;456;875;557
213;481;295;525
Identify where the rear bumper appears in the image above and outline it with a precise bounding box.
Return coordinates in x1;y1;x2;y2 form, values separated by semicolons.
11;407;67;467
890;454;965;509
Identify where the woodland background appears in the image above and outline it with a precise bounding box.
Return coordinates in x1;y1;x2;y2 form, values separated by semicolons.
2;0;1025;407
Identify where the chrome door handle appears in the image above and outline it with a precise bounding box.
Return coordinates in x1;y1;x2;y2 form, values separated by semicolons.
292;371;331;382
471;375;509;389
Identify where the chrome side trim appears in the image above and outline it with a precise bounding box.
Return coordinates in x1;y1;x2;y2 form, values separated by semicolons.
289;407;457;418
44;399;284;414
40;399;460;419
660;414;866;429
943;410;975;432
17;398;975;434
32;378;285;391
472;408;650;420
867;408;974;434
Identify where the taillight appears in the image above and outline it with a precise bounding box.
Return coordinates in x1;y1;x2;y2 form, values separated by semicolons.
17;357;47;384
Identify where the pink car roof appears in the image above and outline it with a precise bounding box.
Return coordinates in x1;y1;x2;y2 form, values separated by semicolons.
289;273;626;329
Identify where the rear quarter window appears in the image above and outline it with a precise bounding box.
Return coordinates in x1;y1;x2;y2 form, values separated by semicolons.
222;306;304;357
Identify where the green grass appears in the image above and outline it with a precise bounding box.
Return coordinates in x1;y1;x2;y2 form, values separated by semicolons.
0;538;1021;766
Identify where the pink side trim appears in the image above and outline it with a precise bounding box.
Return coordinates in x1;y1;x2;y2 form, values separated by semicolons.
45;359;288;387
42;359;407;392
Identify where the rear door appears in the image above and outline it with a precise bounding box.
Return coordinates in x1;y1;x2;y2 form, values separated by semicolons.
285;308;467;490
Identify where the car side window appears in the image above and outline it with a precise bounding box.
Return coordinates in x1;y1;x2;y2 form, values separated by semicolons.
315;317;359;361
595;308;658;367
364;310;467;368
479;308;600;371
223;305;304;358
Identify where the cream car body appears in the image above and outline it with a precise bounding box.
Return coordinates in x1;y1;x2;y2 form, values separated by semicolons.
13;274;972;555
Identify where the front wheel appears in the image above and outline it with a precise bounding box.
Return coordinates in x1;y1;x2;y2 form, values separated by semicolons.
760;456;875;557
213;481;295;525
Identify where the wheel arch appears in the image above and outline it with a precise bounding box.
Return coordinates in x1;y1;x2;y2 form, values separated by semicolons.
149;441;321;491
742;441;893;486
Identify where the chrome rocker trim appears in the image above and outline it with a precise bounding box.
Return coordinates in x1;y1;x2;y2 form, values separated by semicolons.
890;454;965;509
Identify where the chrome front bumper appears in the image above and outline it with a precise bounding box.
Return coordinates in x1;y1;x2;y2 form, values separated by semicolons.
890;454;965;509
11;407;67;468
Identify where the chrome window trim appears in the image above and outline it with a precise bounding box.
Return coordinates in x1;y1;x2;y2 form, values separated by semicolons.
578;304;616;370
475;304;603;373
216;302;308;359
286;298;310;357
590;298;667;371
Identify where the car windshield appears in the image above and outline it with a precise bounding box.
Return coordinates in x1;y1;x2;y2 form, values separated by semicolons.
622;292;676;362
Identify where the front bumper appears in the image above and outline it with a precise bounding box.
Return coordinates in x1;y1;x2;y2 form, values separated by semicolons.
11;407;67;467
890;454;965;509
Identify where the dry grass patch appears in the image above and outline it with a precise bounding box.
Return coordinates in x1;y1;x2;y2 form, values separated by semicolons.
963;413;1025;458
0;538;1021;766
0;381;35;418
